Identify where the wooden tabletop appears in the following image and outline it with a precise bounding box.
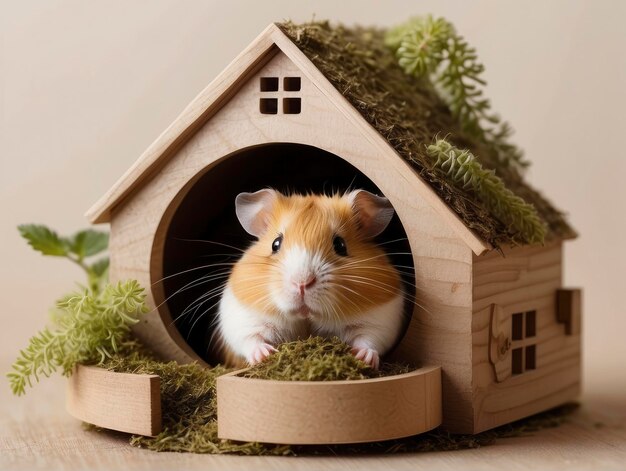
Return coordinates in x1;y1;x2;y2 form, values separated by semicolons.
1;355;625;471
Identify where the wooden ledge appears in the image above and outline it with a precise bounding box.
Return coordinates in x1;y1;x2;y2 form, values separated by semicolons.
217;365;442;444
66;364;162;437
66;364;442;444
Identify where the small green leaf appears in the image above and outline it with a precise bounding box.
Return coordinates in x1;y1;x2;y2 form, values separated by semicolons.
70;230;109;259
89;258;110;278
18;224;69;257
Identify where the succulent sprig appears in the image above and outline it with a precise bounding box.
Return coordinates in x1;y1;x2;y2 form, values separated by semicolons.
8;225;148;396
427;138;546;244
386;16;528;172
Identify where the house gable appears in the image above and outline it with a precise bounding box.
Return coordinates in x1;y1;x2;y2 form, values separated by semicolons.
86;23;490;255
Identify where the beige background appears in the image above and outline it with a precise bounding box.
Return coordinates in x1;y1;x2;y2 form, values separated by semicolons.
1;0;625;409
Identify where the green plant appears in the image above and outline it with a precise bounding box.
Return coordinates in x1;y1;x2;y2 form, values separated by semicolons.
8;225;148;396
18;224;109;292
386;15;528;172
427;138;546;244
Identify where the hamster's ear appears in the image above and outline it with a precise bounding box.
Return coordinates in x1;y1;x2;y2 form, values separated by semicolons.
235;189;278;237
346;190;395;239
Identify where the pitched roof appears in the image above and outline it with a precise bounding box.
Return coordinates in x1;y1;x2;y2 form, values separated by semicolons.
87;21;575;251
277;21;575;247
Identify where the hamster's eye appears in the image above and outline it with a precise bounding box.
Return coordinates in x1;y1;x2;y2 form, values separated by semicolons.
271;235;283;253
333;236;348;257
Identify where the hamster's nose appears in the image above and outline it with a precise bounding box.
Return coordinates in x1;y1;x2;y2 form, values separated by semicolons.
294;276;317;296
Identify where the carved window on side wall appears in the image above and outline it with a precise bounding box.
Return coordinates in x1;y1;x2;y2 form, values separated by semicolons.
259;76;301;114
511;310;537;375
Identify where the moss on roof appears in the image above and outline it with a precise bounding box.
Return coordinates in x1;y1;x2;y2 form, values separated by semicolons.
277;21;576;247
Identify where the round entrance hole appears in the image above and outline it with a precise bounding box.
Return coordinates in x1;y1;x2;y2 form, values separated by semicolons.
156;143;416;364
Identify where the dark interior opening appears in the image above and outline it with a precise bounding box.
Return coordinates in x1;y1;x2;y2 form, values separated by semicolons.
159;143;415;364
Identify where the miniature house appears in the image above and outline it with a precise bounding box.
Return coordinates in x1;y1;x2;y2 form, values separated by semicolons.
84;22;581;437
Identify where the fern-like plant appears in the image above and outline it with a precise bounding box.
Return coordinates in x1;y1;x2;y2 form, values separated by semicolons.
385;15;528;172
427;138;546;244
8;225;148;396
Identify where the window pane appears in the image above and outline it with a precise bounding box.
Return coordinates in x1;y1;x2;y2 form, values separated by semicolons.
260;77;279;92
283;77;301;91
525;345;536;370
283;97;301;114
512;313;523;341
512;347;523;375
525;310;536;337
259;98;278;114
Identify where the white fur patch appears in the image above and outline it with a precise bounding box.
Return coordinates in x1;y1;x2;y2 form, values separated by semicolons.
310;293;405;356
271;244;327;313
217;286;308;360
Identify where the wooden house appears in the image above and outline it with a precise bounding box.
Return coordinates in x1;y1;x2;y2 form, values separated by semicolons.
82;21;581;438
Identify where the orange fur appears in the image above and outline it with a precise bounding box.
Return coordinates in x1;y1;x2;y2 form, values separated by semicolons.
229;192;402;318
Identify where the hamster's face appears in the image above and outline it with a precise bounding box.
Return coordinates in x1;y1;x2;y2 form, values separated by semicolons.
229;190;402;321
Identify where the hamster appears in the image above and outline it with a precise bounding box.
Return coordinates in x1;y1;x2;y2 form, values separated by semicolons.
216;188;405;369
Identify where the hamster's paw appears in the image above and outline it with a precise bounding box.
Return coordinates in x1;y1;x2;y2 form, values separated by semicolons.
246;342;278;365
352;347;380;370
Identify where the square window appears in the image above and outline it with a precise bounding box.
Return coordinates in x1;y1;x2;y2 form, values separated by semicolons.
525;310;536;337
260;77;279;92
283;76;301;91
283;97;301;114
512;312;523;341
525;345;536;370
512;347;523;375
259;98;278;114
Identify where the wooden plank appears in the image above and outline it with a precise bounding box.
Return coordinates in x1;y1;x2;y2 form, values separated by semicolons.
66;365;161;437
217;366;442;444
557;288;582;335
472;242;581;432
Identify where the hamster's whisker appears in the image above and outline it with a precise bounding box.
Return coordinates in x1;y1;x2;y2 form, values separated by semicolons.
335;265;432;290
339;252;413;268
176;292;227;332
336;264;415;277
187;298;225;339
171;287;227;326
337;275;419;302
198;253;242;259
172;238;246;253
337;275;436;316
152;271;233;311
327;284;363;314
151;264;236;285
372;237;409;247
179;283;228;317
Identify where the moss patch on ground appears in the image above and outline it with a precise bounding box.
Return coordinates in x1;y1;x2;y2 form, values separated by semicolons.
97;338;577;455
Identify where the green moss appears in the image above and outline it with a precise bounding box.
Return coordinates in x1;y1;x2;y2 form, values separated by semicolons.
277;20;575;246
427;139;547;244
96;338;577;455
242;336;411;381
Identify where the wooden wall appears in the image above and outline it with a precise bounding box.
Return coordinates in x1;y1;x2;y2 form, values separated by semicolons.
107;49;478;432
471;242;581;433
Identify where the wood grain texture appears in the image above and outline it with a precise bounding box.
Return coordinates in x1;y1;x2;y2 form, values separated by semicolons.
557;288;582;335
217;366;442;444
472;242;581;433
88;24;490;255
106;46;478;433
66;365;161;437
